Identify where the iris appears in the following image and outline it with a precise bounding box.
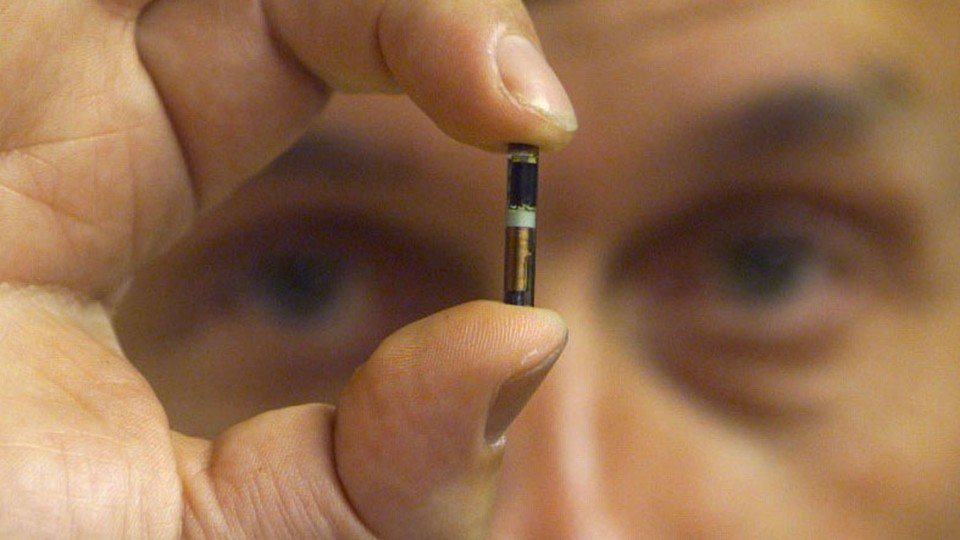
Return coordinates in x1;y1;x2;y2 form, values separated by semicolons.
722;236;813;304
255;253;341;323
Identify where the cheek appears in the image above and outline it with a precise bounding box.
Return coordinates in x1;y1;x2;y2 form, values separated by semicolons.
589;356;960;538
501;300;873;536
772;304;960;536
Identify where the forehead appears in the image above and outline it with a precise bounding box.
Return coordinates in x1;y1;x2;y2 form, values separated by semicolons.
531;0;960;67
528;1;935;116
527;0;960;135
291;0;959;241
513;0;958;218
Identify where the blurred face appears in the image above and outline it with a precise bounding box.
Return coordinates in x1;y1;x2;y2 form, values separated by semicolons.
115;0;960;537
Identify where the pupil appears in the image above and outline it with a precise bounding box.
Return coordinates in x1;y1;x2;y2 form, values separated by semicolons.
257;254;340;322
725;236;810;303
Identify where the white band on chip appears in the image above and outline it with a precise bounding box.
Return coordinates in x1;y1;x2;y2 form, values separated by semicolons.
506;207;536;228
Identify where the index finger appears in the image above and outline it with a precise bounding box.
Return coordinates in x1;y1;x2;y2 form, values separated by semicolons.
138;0;577;206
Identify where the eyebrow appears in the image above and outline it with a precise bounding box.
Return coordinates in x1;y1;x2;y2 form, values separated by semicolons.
710;67;911;156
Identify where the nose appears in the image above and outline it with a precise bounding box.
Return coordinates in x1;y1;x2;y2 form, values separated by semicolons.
483;255;738;539
486;275;666;539
487;323;631;539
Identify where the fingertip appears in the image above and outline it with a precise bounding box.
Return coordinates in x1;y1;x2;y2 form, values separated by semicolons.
495;33;579;135
523;304;569;339
333;300;566;539
483;335;563;446
378;1;577;152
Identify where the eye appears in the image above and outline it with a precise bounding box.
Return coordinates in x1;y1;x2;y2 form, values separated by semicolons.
211;217;368;341
719;235;816;305
625;198;887;416
114;210;483;437
250;252;343;325
636;199;872;351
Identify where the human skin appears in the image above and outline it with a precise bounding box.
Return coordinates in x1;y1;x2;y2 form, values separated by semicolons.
0;0;571;538
116;0;960;538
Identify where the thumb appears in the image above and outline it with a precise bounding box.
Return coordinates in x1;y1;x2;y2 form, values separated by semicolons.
335;300;567;540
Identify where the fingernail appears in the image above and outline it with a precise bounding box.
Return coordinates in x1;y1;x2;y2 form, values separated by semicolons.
496;35;578;133
484;345;563;446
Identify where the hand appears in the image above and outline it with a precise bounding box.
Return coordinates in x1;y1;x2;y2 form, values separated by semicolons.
0;0;573;537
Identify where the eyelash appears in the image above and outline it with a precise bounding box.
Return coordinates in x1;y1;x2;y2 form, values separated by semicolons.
634;198;871;352
609;196;889;416
195;210;484;356
230;245;360;331
249;252;346;324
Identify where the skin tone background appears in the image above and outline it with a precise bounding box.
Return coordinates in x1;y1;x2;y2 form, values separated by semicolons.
1;0;959;537
115;0;960;537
